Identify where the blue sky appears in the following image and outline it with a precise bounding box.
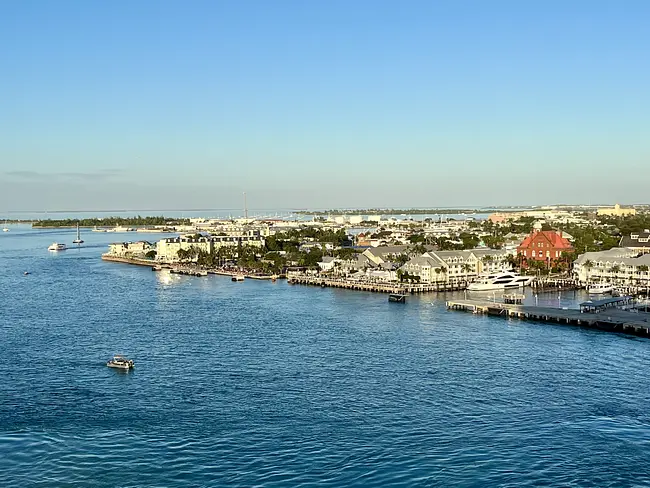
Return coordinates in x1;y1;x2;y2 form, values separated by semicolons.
1;0;649;212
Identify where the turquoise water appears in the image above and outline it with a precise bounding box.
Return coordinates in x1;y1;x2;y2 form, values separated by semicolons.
2;226;650;487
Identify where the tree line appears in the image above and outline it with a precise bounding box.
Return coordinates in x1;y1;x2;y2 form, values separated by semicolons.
34;216;190;227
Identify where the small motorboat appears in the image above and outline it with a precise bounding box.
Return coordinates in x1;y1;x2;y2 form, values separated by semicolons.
389;293;406;303
48;242;67;251
106;355;134;370
232;274;245;282
23;271;30;276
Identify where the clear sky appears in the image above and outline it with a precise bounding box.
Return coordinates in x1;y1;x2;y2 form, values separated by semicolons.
1;0;649;212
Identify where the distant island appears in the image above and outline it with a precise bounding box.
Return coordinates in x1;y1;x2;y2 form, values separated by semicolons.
296;208;506;216
32;216;191;228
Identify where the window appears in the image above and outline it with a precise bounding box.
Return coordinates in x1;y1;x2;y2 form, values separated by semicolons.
546;251;550;258
532;250;536;258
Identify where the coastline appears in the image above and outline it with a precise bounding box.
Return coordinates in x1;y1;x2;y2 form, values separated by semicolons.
101;254;284;280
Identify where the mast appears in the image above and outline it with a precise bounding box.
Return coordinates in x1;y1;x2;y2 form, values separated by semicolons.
243;191;248;221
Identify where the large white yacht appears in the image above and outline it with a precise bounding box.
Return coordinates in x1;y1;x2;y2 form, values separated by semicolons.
468;271;532;291
48;242;67;251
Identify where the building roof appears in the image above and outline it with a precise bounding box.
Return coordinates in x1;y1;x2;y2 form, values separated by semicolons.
574;248;638;265
517;231;573;250
620;232;650;248
364;245;409;258
471;248;509;257
401;255;445;269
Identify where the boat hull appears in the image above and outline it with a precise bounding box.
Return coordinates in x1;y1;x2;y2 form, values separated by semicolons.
468;283;527;291
107;361;134;370
588;287;613;294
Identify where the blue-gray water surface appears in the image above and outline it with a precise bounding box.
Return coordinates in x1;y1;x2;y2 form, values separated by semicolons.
2;226;650;487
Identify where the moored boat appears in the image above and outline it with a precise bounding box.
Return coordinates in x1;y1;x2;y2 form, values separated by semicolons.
232;274;245;282
468;271;532;291
588;283;614;294
72;223;84;244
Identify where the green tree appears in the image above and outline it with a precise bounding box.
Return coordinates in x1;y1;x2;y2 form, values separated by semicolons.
408;243;427;256
394;253;410;266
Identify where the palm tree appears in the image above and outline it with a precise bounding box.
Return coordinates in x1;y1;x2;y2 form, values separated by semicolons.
434;268;442;284
438;266;448;285
636;265;649;287
461;263;473;276
583;259;594;282
609;264;621;283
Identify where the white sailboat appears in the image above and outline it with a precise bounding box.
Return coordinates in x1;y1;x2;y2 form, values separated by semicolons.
2;219;8;232
72;223;84;244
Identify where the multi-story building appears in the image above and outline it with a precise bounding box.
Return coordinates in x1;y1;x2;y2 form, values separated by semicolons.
399;249;512;284
156;234;265;262
573;248;650;287
517;230;573;263
597;203;636;217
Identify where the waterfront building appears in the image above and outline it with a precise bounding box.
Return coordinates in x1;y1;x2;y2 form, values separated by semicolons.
517;230;573;263
573;248;650;287
107;241;154;258
619;231;650;255
597;203;636;217
361;245;411;266
155;234;265;262
573;248;638;284
318;256;343;272
399;249;512;284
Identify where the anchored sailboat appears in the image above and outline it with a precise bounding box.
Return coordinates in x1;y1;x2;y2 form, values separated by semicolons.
2;219;8;232
72;223;84;244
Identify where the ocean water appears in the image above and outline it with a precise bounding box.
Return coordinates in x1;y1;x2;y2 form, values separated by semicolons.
2;226;650;487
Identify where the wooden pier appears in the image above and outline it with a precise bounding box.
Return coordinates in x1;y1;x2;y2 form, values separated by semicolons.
288;276;467;294
531;278;580;294
446;298;650;338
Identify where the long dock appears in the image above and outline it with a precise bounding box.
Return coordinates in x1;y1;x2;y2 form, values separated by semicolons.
446;299;650;338
288;276;467;294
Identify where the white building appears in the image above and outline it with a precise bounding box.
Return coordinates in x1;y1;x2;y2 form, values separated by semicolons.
318;256;343;272
156;234;265;263
399;249;512;284
107;241;154;258
573;248;650;286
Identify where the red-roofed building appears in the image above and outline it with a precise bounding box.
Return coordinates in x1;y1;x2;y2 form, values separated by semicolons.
517;230;573;263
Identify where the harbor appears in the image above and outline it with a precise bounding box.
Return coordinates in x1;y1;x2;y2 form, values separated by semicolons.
446;296;650;338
